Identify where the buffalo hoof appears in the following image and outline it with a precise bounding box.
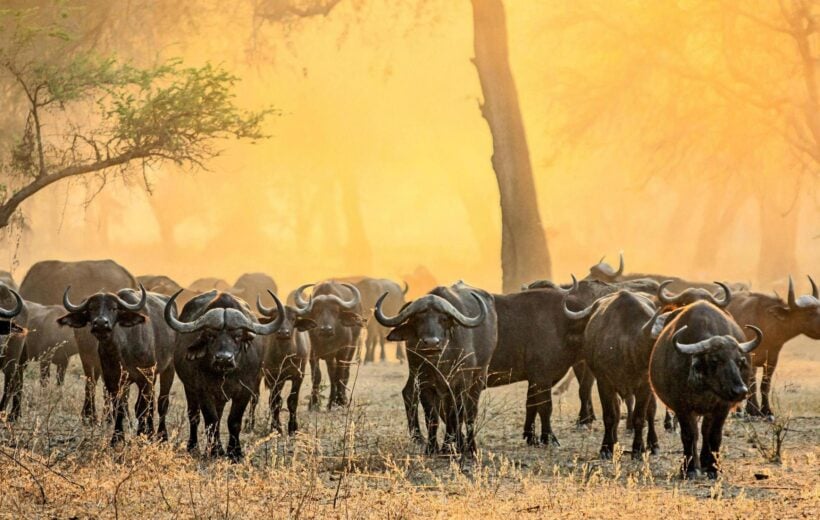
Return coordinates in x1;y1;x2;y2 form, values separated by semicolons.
271;422;283;435
186;440;198;453
600;449;613;460
227;449;244;463
682;468;699;481
109;432;125;447
705;468;719;480
411;432;425;445
210;444;226;458
541;433;560;447
424;442;439;456
523;432;537;446
157;429;169;443
288;422;298;436
649;444;660;456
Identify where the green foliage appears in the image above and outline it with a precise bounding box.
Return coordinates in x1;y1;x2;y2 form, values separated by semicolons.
0;4;271;222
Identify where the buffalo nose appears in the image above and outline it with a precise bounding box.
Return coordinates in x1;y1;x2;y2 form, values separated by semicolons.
92;317;111;329
214;352;235;366
319;326;334;336
277;328;292;337
732;384;749;399
421;337;441;347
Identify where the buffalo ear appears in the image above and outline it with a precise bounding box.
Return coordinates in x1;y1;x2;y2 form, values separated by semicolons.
340;311;366;327
295;318;317;331
57;312;89;329
387;324;413;342
186;336;209;360
767;305;789;321
117;311;147;327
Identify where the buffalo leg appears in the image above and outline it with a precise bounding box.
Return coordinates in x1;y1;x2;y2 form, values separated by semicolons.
269;378;285;434
309;357;322;411
184;387;201;453
760;357;778;418
597;378;619;459
523;383;539;445
56;359;68;386
538;385;559;446
134;377;155;437
625;394;635;434
745;367;762;416
574;362;596;426
364;330;375;364
201;400;225;457
630;384;653;458
157;366;174;442
226;395;250;462
646;393;659;455
664;409;676;431
80;359;98;424
325;357;338;410
287;376;302;434
700;408;728;479
679;411;699;479
100;365;128;446
396;341;406;364
402;370;424;442
420;382;439;454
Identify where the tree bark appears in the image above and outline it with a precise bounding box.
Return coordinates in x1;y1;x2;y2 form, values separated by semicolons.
471;0;551;292
756;189;799;285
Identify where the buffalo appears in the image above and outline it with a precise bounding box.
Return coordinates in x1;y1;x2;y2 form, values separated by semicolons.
726;276;819;418
58;286;176;444
375;282;496;455
20;259;137;422
0;286;25;419
188;277;231;293
293;282;365;410
230;272;279;307
253;293;314;434
138;275;199;307
564;290;661;459
20;301;79;385
649;301;762;478
334;276;408;364
165;290;283;460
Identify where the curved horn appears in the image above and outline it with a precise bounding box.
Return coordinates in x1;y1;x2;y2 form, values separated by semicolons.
564;274;579;294
116;284;147;311
710;281;732;308
441;292;486;328
256;290;279;317
563;297;598;321
672;326;722;355
250;291;285;335
614;252;624;277
62;286;88;313
337;283;361;309
641;308;665;339
808;275;818;299
787;276;797;309
0;289;23;319
402;281;409;295
374;292;414;327
293;283;314;310
739;325;763;354
657;280;681;306
164;290;214;333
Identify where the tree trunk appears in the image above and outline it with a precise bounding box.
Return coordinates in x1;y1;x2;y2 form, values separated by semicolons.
339;173;373;274
471;0;551;293
692;184;743;276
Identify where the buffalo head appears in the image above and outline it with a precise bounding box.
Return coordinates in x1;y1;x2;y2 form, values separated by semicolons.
769;276;820;339
58;285;148;340
293;283;364;338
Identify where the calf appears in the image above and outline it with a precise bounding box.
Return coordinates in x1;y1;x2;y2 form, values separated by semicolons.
58;286;176;444
165;290;283;460
649;301;761;478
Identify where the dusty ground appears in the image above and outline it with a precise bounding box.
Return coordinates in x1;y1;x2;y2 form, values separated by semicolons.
0;336;817;518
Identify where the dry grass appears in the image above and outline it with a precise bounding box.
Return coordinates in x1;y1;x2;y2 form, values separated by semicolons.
0;336;818;518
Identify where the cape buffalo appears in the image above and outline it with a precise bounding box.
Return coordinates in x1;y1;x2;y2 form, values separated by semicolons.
565;290;661;459
376;282;497;455
188;277;231;293
20;301;79;385
138;275;199;307
726;276;819;418
19;259;137;422
58;286;176;444
334;276;408;364
649;301;762;479
252;293;314;434
293;282;365;410
165;290;283;460
0;287;25;419
229;272;279;307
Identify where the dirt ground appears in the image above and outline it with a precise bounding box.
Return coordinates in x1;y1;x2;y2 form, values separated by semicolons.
0;336;817;518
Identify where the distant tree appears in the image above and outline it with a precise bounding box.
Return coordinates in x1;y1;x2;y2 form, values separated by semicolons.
254;0;552;292
0;7;270;230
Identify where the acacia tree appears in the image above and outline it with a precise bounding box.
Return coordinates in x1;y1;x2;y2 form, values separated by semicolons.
254;0;552;292
0;8;269;230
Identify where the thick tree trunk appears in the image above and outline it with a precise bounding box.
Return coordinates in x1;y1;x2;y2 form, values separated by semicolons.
692;185;743;276
471;0;551;293
339;174;373;274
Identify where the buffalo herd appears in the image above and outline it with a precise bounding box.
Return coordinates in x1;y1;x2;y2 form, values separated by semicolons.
0;256;818;479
